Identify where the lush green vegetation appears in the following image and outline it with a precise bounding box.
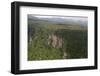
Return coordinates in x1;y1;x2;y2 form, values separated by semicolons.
56;29;87;59
28;19;88;61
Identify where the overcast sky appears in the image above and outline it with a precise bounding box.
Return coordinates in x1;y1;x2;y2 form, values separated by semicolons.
32;15;88;22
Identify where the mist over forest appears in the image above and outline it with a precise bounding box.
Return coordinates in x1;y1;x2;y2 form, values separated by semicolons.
28;15;88;61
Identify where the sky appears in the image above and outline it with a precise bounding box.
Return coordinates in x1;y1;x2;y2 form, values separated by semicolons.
32;15;88;22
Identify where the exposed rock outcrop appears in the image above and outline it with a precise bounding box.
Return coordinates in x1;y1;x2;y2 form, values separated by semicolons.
48;33;63;48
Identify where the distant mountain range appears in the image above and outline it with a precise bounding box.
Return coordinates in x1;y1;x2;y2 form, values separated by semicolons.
28;15;88;27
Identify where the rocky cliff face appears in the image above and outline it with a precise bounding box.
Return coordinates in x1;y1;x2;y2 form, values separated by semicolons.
48;33;63;48
48;33;68;59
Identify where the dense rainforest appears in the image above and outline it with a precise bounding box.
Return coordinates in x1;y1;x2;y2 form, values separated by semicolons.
28;15;88;61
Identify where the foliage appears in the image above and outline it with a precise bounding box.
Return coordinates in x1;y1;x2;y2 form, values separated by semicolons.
28;20;87;61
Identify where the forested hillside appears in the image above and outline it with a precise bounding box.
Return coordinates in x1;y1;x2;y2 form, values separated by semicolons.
28;15;88;61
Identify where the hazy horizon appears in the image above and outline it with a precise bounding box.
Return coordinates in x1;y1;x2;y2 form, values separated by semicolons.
28;14;88;26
